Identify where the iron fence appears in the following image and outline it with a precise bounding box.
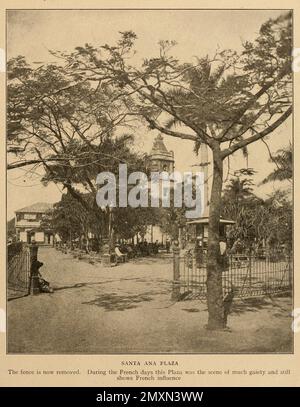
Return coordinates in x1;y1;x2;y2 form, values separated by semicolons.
7;244;31;299
178;252;292;299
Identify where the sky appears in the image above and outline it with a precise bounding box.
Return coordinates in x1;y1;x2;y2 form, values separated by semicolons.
6;9;292;219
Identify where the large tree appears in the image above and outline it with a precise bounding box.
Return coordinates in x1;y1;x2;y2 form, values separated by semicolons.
42;192;103;245
54;12;292;329
7;60;150;244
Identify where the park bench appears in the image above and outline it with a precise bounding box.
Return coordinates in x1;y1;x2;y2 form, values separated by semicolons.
230;254;249;268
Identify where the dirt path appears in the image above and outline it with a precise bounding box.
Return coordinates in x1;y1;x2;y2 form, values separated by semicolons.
7;248;293;354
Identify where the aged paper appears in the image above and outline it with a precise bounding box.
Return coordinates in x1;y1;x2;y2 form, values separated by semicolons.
1;0;299;387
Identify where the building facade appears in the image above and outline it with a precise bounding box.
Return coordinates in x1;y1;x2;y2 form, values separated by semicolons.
15;202;54;245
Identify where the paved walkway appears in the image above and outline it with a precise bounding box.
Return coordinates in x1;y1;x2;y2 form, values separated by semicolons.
7;247;293;353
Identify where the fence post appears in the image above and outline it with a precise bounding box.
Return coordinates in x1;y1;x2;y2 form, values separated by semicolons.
29;243;38;263
172;241;181;301
288;254;292;289
248;250;252;289
29;243;39;295
101;240;112;267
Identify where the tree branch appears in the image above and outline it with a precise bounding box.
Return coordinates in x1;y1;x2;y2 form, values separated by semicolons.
122;75;212;143
221;106;292;159
35;148;91;211
144;116;198;142
7;157;68;170
219;65;291;140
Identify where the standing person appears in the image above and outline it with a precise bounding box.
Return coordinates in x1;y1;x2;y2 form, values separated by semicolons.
62;241;67;254
195;236;204;267
220;237;229;271
166;238;171;253
30;239;38;262
231;237;243;254
220;238;227;256
143;239;149;256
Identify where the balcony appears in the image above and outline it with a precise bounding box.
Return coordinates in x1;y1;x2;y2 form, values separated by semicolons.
15;220;41;229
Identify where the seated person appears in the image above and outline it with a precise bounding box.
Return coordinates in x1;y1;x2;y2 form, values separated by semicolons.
30;260;54;293
114;245;127;262
153;240;159;255
125;245;134;259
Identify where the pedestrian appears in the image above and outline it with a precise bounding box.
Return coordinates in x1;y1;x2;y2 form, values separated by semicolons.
30;239;38;262
166;238;171;253
219;237;229;270
154;240;159;255
195;236;204;267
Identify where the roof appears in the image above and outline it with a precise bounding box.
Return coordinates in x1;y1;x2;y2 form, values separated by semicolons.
187;217;236;225
16;202;54;214
150;134;169;154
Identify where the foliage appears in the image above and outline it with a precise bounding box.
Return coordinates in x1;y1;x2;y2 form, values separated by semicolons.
261;143;292;184
40;192;103;243
222;176;292;250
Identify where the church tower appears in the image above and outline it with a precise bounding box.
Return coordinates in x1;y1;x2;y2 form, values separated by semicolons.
144;134;175;245
149;134;175;174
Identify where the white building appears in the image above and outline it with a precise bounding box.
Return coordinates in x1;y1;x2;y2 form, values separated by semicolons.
15;202;54;245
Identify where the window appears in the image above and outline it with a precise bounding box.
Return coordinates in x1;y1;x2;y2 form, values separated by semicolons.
24;213;37;220
16;213;23;221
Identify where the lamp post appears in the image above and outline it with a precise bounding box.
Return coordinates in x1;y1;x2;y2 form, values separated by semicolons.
171;240;181;301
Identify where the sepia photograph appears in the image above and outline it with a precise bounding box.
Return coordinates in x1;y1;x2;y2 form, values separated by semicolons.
6;8;293;355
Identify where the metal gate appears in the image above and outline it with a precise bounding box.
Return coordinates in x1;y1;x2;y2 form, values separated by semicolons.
8;244;31;300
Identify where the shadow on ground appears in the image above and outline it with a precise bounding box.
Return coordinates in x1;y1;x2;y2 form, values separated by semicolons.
131;257;171;265
231;295;291;315
181;308;200;313
82;292;154;311
53;277;172;293
8;293;30;301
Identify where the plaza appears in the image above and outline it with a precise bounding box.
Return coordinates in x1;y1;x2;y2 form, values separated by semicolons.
7;247;292;354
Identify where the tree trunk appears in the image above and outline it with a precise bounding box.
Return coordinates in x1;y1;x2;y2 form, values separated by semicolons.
206;145;225;330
